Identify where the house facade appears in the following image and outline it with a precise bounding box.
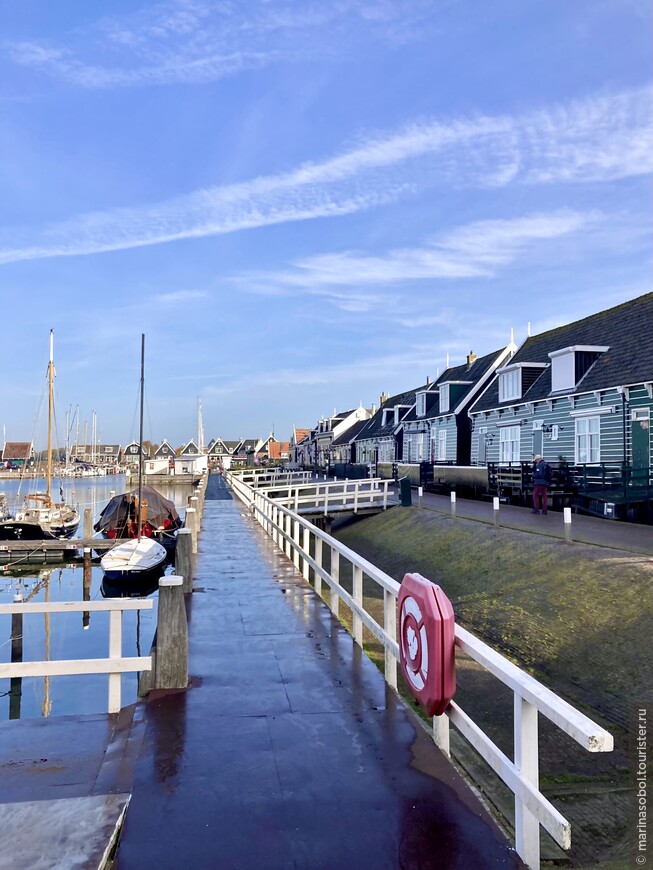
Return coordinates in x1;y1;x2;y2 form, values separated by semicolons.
312;407;372;468
174;437;208;474
468;293;653;474
354;386;428;466
123;442;151;466
402;345;516;465
70;444;122;467
289;428;312;466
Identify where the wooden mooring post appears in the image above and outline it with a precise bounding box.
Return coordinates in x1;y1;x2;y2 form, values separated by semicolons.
154;575;188;690
84;508;93;542
186;507;198;554
175;528;193;593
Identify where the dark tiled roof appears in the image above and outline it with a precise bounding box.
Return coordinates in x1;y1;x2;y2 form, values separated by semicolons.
3;442;32;460
354;382;429;441
401;347;507;423
332;418;369;446
471;292;653;413
238;439;258;452
401;387;440;423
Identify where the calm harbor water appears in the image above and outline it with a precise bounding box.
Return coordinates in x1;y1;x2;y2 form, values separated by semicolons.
0;474;193;721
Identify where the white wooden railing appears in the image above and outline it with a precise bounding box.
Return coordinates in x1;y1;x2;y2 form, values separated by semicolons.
235;469;313;487
256;477;394;515
0;599;153;714
228;472;613;870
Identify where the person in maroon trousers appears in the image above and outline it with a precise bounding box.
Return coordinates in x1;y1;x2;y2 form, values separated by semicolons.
532;454;552;514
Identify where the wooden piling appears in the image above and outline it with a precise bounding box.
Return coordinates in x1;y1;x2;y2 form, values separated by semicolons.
83;547;92;630
186;507;198;554
154;575;188;689
175;528;193;593
10;591;23;720
84;508;93;541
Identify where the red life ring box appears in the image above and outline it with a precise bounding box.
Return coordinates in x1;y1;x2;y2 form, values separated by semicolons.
398;572;456;717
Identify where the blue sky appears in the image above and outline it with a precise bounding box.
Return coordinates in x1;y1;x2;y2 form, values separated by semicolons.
1;0;651;450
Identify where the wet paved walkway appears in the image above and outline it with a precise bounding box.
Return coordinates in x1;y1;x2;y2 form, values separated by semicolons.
417;490;653;555
114;482;523;870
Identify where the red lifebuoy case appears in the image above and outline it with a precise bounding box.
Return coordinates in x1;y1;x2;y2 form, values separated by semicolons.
398;572;456;717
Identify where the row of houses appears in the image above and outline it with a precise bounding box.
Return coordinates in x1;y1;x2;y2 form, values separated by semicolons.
2;435;291;475
290;293;653;517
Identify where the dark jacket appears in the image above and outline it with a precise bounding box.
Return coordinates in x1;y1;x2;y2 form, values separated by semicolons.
533;459;552;486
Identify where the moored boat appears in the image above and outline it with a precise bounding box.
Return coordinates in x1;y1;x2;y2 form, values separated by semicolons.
100;334;168;586
94;485;182;553
0;331;80;542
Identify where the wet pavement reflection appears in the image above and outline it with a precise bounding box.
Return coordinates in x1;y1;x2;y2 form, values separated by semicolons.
115;492;523;870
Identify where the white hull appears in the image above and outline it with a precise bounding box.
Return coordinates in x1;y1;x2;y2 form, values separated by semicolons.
101;537;167;578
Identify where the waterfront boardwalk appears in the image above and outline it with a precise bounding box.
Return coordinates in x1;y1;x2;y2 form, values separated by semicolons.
112;476;521;870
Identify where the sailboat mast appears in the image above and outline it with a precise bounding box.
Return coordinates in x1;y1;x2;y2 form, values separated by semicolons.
137;334;145;540
46;329;54;502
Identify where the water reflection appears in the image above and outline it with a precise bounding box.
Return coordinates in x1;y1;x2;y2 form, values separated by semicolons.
0;476;193;721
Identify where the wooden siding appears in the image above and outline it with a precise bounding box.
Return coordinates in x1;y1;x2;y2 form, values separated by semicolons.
471;386;652;466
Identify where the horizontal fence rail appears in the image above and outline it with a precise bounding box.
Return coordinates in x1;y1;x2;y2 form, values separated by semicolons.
227;471;613;870
234;469;314;487
257;478;394;515
0;599;153;714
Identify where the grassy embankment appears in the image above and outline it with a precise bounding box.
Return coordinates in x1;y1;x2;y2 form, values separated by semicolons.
308;505;652;868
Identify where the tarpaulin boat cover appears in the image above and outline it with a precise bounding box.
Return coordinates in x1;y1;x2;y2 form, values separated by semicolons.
94;485;181;535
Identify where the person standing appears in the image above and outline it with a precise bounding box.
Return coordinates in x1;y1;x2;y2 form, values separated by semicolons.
532;454;551;514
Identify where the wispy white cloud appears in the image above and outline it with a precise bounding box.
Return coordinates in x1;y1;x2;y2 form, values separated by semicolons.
234;209;602;310
0;87;649;265
3;0;441;89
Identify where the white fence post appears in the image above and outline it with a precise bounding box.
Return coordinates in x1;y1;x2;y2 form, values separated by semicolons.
314;536;323;596
564;507;573;542
352;566;363;647
108;609;122;713
302;526;310;580
515;696;540;869
384;588;397;689
330;546;340;617
293;517;301;568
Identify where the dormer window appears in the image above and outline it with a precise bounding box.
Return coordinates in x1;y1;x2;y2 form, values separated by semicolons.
498;367;521;402
381;409;388;427
416;392;426;418
439;384;450;413
549;346;609;393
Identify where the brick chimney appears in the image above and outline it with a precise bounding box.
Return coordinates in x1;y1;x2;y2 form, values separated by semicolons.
380;392;388;406
466;351;477;368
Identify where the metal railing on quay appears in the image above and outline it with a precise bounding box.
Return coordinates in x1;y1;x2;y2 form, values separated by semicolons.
227;470;613;870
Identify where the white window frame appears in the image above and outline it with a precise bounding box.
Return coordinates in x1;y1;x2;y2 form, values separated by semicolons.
430;429;438;462
499;369;521;403
438;429;447;462
575;416;600;465
499;425;521;463
439;384;450;413
416;392;426;418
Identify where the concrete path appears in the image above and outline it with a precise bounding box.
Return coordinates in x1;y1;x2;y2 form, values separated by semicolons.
114;484;524;870
0;707;144;869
